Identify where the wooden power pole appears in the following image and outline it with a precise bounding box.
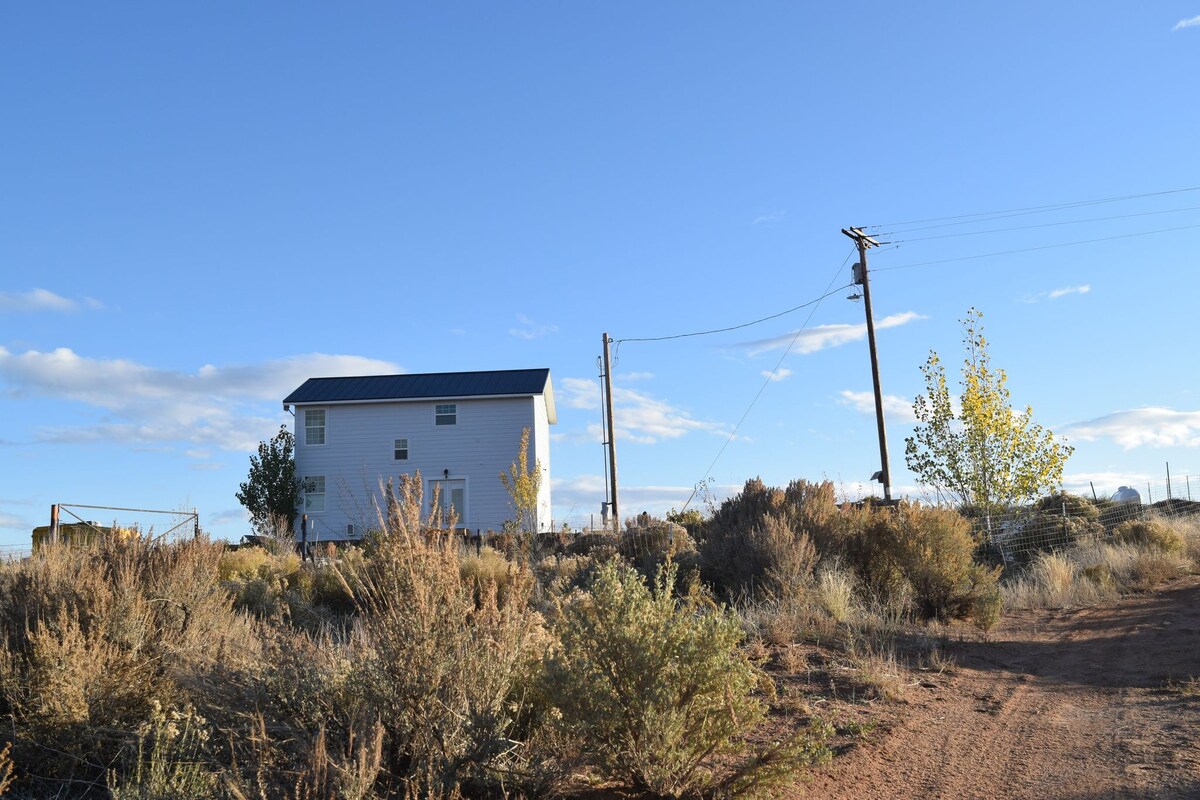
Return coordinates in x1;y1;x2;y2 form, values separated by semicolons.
601;332;620;528
842;227;893;502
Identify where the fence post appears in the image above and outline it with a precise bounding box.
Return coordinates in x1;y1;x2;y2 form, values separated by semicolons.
50;504;59;545
301;514;308;562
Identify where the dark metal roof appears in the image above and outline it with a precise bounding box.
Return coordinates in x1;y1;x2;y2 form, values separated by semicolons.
283;368;552;405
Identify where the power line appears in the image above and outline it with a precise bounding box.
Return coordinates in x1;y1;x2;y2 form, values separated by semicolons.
679;249;857;512
873;222;1200;273
865;185;1200;232
616;283;854;345
891;204;1200;244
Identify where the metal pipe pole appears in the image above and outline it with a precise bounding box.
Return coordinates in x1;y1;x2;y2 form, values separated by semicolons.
601;332;620;529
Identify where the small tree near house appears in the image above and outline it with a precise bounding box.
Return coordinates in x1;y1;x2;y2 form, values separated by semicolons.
236;425;301;535
499;427;543;532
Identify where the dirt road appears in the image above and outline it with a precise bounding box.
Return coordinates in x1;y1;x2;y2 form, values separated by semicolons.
810;576;1200;799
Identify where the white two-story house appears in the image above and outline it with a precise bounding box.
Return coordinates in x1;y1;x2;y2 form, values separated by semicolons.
283;368;555;542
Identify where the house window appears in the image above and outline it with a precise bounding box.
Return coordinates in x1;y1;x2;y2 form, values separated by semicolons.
435;404;457;426
303;476;326;513
305;409;326;445
394;438;409;460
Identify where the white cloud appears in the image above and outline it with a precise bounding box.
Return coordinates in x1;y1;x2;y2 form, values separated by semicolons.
762;368;793;382
0;347;401;451
509;314;558;340
752;210;786;226
1026;284;1091;302
0;288;86;313
0;513;29;530
208;508;250;528
1173;14;1200;30
1048;284;1090;300
838;390;917;422
1063;407;1200;449
557;377;601;410
611;386;729;443
740;312;925;357
556;376;728;444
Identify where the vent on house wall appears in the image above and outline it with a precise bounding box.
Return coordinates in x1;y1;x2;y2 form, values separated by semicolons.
347;524;355;537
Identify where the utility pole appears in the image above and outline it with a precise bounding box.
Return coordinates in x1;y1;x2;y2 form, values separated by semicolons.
601;332;620;529
842;226;893;502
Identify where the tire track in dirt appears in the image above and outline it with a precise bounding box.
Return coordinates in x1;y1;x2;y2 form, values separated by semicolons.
806;576;1200;799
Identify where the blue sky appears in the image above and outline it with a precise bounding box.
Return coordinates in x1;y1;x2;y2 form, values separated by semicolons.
3;3;1199;547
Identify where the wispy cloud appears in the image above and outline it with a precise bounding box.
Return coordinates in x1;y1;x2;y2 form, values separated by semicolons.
556;377;729;444
838;390;917;423
739;312;925;357
509;314;558;340
762;368;793;382
1025;284;1091;303
208;508;250;527
1063;407;1200;449
1173;14;1200;30
752;210;786;226
0;347;401;451
0;288;99;313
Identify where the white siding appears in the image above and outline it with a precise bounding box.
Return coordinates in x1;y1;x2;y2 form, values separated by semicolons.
292;395;548;541
532;394;552;532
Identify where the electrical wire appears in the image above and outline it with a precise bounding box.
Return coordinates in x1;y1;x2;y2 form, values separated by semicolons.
873;222;1200;273
678;249;857;512
866;185;1200;232
616;283;854;345
890;204;1200;244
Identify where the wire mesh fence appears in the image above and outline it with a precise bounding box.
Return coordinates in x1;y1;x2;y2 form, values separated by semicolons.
971;474;1200;565
0;544;32;562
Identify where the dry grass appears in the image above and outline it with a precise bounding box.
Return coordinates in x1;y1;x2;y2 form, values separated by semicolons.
0;741;13;796
815;564;858;623
1004;519;1195;610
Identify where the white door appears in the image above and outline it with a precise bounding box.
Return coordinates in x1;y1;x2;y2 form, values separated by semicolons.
431;479;467;528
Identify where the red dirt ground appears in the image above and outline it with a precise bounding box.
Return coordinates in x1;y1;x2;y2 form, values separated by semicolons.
798;575;1200;799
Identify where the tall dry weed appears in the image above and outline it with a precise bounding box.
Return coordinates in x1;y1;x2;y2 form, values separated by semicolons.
336;473;550;795
0;535;244;793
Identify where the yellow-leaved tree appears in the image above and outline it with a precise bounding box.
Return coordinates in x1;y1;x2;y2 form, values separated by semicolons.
499;427;543;532
904;308;1073;512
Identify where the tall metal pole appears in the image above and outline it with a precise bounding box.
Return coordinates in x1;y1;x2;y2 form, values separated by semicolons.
601;332;620;529
842;227;893;502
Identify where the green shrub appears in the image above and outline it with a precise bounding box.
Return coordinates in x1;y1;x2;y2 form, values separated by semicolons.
1032;491;1100;522
892;505;1001;624
1113;518;1185;555
619;518;700;588
541;559;830;797
699;478;835;599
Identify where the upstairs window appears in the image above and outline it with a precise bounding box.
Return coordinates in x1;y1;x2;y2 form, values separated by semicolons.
394;438;409;460
303;476;326;513
305;409;326;445
435;404;457;426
